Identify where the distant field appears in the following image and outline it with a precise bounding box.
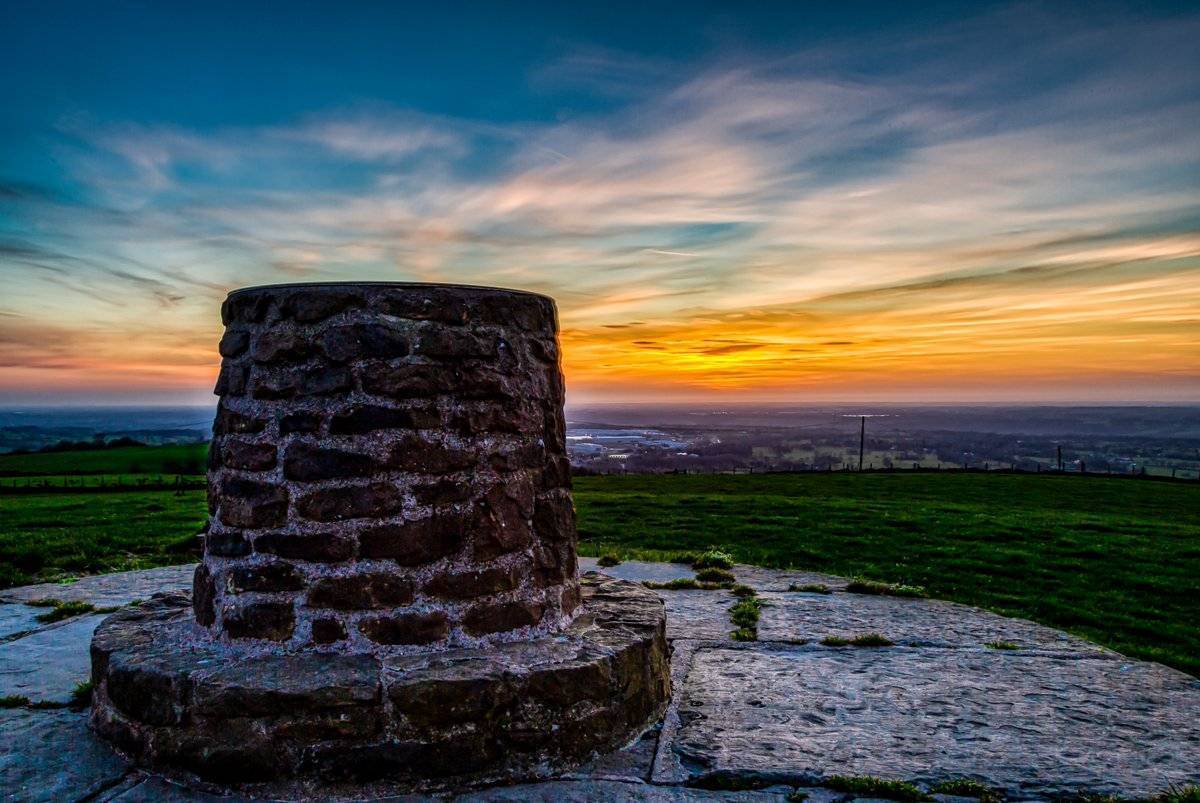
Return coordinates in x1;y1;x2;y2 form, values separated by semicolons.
0;443;207;476
574;473;1200;676
0;447;1196;675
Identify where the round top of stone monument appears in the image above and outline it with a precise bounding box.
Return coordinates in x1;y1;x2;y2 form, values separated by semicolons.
226;281;553;301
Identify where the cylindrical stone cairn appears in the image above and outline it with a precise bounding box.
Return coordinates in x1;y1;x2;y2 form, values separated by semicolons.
196;283;579;651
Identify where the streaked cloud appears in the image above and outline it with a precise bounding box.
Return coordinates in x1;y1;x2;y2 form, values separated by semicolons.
1;3;1197;403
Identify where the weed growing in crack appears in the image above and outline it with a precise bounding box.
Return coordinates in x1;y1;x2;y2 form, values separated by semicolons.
695;567;736;584
845;577;926;598
643;578;731;591
596;554;621;567
985;640;1020;650
788;583;831;594
34;600;96;623
69;680;93;709
821;633;895;647
729;596;764;641
930;778;1002;802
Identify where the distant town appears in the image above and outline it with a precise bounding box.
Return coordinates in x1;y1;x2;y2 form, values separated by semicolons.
2;404;1197;480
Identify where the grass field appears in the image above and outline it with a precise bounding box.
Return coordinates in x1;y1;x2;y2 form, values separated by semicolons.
0;454;1196;675
0;490;205;588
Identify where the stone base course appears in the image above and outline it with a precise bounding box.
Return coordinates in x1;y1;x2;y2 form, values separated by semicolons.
88;573;669;793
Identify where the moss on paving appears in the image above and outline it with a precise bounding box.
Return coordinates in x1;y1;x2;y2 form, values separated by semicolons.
930;778;1002;801
789;583;831;594
986;640;1020;650
823;774;929;802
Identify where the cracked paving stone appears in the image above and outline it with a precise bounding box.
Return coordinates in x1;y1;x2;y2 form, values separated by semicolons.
0;708;129;802
665;645;1200;798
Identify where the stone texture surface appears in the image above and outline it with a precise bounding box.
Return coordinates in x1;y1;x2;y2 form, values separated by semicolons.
202;283;579;651
0;564;195;608
88;575;670;792
756;591;1109;652
664;645;1200;798
0;708;129;802
1;560;1196;800
0;601;44;641
0;613;106;703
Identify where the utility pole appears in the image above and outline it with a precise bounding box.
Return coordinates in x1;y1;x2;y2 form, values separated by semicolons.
858;416;865;472
1056;444;1063;472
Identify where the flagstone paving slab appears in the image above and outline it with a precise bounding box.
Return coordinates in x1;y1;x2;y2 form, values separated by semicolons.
0;613;106;704
756;591;1108;653
0;602;44;642
0;564;195;608
662;644;1200;798
0;708;129;803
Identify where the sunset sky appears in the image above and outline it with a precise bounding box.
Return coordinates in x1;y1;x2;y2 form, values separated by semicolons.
1;1;1198;405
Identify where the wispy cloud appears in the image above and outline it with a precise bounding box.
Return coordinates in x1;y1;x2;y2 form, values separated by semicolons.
1;3;1198;402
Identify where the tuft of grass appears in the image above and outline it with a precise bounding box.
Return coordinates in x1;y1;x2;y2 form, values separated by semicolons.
0;695;30;708
729;596;765;641
1153;785;1200;803
823;775;929;802
730;584;757;598
692;548;735;570
69;680;93;709
789;583;831;594
695;567;736;584
821;633;895;647
930;778;1001;801
643;577;732;591
27;700;65;709
26;598;61;608
846;576;927;598
34;599;96;623
787;792;809;802
596;553;621;567
986;640;1020;650
730;597;764;629
669;552;700;565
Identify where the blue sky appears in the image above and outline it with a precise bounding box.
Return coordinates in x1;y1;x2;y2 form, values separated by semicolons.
1;1;1198;404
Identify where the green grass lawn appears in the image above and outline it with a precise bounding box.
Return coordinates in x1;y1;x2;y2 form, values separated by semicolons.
0;463;1196;676
0;490;205;588
573;473;1200;676
0;443;207;476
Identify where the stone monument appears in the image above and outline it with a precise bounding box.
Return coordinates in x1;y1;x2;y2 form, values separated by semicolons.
89;283;671;793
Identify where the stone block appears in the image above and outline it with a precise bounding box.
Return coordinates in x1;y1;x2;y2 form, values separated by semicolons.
295;482;403;522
